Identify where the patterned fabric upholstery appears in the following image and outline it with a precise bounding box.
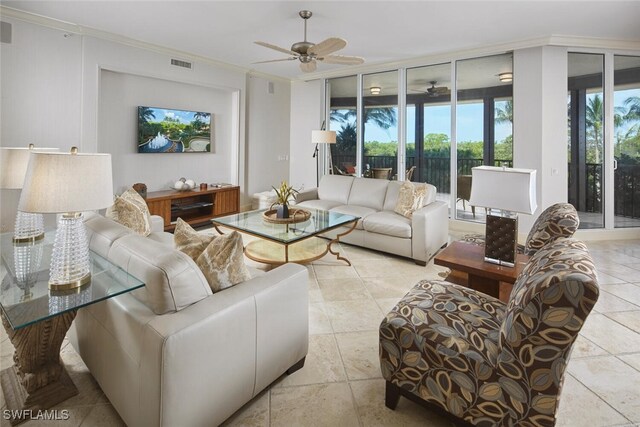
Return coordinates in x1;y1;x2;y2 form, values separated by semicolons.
460;203;579;256
379;238;598;426
523;203;579;255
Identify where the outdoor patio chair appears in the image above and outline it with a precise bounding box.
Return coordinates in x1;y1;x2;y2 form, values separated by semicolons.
379;237;599;426
456;174;475;217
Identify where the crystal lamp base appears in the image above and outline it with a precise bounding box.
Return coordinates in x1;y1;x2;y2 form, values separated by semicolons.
49;212;91;290
13;211;44;244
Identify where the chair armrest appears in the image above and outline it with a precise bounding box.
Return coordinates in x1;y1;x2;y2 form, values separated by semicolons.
411;201;449;263
294;187;318;204
139;263;309;426
150;215;165;233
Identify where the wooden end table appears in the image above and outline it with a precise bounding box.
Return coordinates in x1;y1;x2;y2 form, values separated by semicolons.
434;241;529;302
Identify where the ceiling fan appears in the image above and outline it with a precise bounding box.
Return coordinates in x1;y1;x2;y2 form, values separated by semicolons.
253;10;365;73
409;81;450;97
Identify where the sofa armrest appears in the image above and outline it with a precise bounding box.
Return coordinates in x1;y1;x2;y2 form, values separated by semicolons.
139;263;309;427
294;187;318;204
150;215;164;233
411;201;449;263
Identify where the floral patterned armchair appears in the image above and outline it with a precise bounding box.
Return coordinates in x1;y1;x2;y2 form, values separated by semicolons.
462;202;580;256
379;238;599;426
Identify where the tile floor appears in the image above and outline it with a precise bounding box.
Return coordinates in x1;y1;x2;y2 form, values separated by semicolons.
1;236;640;426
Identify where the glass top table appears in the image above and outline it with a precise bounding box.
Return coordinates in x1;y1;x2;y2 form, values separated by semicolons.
0;231;145;330
211;208;359;265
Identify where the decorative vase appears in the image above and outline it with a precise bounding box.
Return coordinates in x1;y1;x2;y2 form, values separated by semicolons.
276;204;289;219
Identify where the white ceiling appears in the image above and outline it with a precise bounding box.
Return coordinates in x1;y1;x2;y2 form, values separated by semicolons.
4;1;640;79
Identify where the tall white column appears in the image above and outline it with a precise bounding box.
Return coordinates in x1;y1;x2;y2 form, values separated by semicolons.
513;46;569;232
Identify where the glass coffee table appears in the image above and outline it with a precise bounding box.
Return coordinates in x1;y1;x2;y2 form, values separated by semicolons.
0;231;144;425
211;208;359;266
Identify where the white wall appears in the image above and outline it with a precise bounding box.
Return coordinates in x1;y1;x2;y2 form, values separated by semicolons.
289;80;323;190
513;46;569;232
100;70;234;193
1;16;292;230
245;75;291;200
0;18;82;231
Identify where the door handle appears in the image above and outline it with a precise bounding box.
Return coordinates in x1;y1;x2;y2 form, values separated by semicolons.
613;159;618;171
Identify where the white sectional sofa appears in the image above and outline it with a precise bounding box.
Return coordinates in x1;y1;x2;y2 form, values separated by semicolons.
68;213;309;427
294;175;449;265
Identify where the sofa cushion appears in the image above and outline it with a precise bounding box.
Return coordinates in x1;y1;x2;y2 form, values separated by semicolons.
196;231;251;293
108;234;212;315
330;205;377;230
394;181;428;218
85;212;133;259
347;178;389;211
318;175;354;204
106;188;152;236
363;211;412;238
296;199;342;211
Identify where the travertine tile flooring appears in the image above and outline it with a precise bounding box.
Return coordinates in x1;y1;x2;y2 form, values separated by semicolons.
1;236;640;426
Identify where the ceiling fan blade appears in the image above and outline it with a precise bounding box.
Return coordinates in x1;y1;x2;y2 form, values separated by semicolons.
300;60;317;73
254;41;298;56
252;58;297;64
308;37;347;56
319;55;365;65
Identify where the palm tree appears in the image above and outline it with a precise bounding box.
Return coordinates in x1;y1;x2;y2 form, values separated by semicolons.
336;122;357;154
344;107;397;143
586;94;603;163
623;96;640;121
495;100;513;124
139;107;155;124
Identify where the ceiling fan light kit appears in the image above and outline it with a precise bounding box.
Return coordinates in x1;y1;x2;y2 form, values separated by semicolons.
254;10;365;73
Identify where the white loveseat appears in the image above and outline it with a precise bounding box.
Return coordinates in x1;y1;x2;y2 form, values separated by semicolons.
68;213;309;427
294;175;449;265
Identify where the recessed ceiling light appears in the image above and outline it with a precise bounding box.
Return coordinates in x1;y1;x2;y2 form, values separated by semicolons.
370;87;381;95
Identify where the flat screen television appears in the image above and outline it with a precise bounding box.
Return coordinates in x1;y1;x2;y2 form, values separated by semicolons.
137;106;212;153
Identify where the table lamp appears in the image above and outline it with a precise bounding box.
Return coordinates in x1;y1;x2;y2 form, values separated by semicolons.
311;125;337;186
468;166;537;267
0;144;60;243
18;147;113;290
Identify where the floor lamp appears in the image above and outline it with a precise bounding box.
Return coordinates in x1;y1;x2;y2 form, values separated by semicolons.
469;166;537;267
311;129;337;187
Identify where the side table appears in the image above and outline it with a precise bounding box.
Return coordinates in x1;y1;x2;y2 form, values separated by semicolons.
434;241;529;301
0;232;144;425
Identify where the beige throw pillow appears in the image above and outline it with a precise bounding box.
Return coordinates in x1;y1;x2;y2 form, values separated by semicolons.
196;231;251;293
174;219;250;293
173;218;215;261
394;181;428;218
106;188;152;236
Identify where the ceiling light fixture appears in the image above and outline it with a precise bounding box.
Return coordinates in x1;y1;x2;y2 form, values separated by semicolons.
498;72;513;83
370;87;381;95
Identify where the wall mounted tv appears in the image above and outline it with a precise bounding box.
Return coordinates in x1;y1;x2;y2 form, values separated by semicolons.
138;106;212;153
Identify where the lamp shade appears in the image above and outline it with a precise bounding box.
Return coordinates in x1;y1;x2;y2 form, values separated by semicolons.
0;146;59;189
18;151;113;213
311;130;337;144
468;166;537;214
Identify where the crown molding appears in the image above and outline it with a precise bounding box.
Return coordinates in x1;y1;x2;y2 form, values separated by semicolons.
0;6;290;83
296;35;640;82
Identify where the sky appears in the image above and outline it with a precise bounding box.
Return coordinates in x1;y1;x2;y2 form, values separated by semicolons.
144;107;207;124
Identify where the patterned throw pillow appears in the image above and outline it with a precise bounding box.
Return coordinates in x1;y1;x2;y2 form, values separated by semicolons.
173;218;215;261
174;219;250;293
196;231;251;293
394;181;427;218
106;188;152;236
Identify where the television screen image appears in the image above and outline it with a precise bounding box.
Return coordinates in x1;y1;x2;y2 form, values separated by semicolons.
138;106;212;153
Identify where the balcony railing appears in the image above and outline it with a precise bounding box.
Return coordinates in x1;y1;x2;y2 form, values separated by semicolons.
333;154;640;220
